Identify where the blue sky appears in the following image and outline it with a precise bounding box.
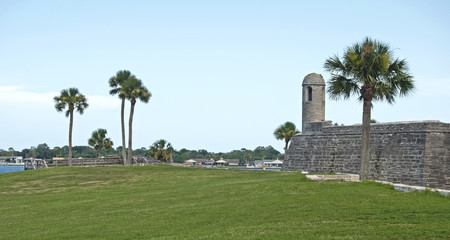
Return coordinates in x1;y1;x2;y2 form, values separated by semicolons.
1;0;449;152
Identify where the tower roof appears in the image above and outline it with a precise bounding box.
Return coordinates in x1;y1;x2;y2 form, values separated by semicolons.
302;73;325;86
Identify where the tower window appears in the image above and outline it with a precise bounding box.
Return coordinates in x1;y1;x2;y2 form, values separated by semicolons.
307;87;312;101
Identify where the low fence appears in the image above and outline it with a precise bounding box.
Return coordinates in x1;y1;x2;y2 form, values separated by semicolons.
24;159;47;170
47;156;123;167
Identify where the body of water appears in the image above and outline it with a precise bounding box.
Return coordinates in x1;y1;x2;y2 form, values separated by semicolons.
0;165;25;174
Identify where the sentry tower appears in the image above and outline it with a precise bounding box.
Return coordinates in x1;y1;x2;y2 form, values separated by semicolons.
302;73;325;132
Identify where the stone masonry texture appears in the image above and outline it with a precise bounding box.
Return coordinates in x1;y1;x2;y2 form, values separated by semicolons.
283;121;450;190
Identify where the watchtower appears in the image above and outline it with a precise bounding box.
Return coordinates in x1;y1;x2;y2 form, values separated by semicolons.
302;73;325;132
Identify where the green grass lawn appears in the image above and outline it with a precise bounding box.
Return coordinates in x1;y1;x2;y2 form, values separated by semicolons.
0;166;448;239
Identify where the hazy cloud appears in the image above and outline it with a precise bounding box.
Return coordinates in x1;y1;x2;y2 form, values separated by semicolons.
0;86;57;105
0;86;119;110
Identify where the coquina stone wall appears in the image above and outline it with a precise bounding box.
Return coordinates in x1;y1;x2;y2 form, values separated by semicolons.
283;120;450;190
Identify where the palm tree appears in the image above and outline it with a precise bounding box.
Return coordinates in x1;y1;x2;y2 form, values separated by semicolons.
274;122;300;154
109;70;135;165
122;77;151;165
54;88;89;165
244;151;254;166
88;129;114;158
149;139;174;162
324;37;414;180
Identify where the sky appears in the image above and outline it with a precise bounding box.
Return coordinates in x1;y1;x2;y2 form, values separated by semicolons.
1;0;449;153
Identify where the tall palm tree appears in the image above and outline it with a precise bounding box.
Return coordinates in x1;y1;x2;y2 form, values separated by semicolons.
122;77;151;165
109;70;135;165
54;88;89;166
274;122;300;154
324;37;414;180
149;139;174;162
88;129;114;158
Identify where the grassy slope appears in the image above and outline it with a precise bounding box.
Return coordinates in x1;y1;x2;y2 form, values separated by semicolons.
0;166;448;239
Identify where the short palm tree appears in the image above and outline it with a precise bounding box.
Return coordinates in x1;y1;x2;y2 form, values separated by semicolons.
274;122;300;154
122;77;151;165
88;129;114;158
244;151;254;166
109;70;135;165
149;139;174;162
54;88;89;165
324;37;414;180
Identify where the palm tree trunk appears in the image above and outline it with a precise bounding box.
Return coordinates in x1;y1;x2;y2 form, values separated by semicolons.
127;99;136;165
121;98;127;165
284;140;289;155
68;110;73;166
360;99;372;180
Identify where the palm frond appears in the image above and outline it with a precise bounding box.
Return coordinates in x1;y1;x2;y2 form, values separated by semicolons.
324;54;346;74
327;75;359;100
274;122;299;141
122;77;151;104
109;70;134;97
88;129;113;155
324;37;414;104
54;88;88;116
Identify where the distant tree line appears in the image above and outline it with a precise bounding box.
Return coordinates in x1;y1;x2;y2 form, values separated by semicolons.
0;145;283;164
0;144;116;160
171;146;283;164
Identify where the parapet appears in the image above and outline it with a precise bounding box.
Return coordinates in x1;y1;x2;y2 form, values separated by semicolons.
302;121;333;134
319;120;449;135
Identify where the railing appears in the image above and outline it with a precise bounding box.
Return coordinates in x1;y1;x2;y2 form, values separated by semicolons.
24;160;47;170
47;156;123;167
23;156;163;169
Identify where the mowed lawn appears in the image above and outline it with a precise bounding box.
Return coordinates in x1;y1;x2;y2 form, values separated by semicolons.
0;166;448;239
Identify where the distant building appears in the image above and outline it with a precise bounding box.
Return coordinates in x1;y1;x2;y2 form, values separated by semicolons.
225;159;240;166
204;159;215;166
189;159;209;165
267;159;283;168
253;160;280;168
0;156;23;164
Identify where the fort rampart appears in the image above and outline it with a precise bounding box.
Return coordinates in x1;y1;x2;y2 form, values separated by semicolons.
283;120;450;190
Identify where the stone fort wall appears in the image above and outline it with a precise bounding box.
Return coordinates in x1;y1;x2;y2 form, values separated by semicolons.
283;120;450;190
